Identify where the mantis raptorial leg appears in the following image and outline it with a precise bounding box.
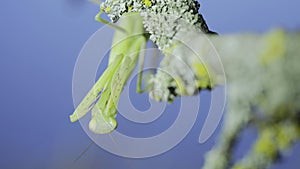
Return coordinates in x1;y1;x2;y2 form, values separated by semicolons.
69;54;124;122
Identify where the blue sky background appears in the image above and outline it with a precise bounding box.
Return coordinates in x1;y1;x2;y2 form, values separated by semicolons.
0;0;300;169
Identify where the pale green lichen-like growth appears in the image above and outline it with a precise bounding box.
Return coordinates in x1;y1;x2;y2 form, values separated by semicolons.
200;29;300;169
100;0;215;51
141;0;152;7
148;32;218;101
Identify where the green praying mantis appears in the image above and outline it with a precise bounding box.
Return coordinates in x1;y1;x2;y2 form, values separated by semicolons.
69;8;150;134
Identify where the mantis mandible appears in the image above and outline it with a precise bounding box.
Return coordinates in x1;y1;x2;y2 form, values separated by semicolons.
69;8;149;134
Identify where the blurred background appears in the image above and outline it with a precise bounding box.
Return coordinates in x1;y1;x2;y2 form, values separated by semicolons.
0;0;299;169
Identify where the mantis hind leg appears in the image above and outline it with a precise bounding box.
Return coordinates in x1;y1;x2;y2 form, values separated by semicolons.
95;12;127;33
136;48;146;93
136;43;157;93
